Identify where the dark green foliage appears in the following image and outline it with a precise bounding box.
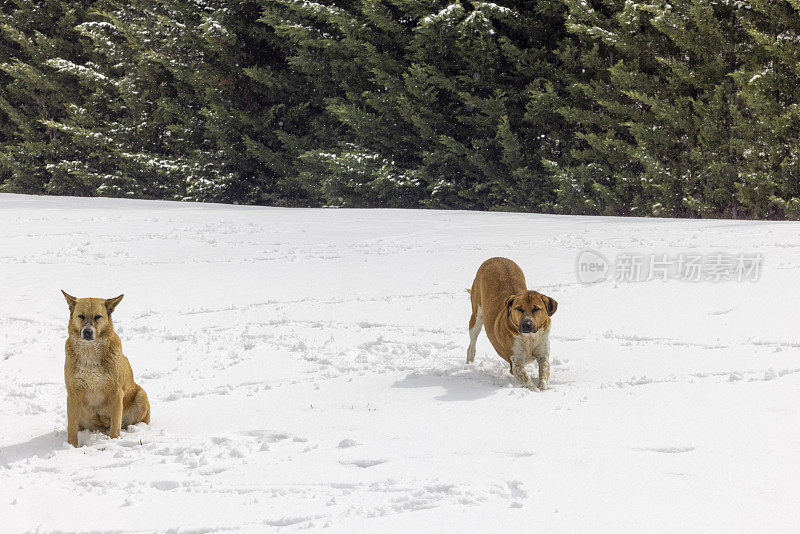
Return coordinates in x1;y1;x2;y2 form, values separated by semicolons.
265;0;567;210
0;0;98;195
1;0;798;219
557;0;749;218
40;0;323;204
1;0;324;204
732;0;800;220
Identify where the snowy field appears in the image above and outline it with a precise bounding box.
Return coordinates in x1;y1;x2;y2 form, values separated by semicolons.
1;193;799;533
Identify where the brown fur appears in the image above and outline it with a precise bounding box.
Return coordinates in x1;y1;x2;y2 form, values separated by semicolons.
62;291;150;447
467;257;558;390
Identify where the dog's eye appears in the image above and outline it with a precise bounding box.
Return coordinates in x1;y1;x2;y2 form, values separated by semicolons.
77;314;85;320
94;315;102;321
515;307;524;312
533;306;541;312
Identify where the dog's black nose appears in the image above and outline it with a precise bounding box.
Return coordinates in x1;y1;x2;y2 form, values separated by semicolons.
82;330;94;340
520;321;535;333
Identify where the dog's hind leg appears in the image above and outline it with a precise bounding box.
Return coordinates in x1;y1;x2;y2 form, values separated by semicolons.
123;387;151;427
467;305;483;363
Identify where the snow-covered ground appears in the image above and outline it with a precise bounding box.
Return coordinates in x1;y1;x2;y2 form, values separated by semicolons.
0;193;798;533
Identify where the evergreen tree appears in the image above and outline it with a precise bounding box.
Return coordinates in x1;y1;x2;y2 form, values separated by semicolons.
0;0;97;195
39;0;322;204
43;1;235;201
261;0;426;207
733;0;800;220
559;0;748;218
0;0;796;219
407;0;566;211
265;0;568;210
545;0;643;215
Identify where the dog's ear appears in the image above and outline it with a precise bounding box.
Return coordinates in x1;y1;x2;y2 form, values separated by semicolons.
105;294;124;315
540;294;558;316
61;290;77;313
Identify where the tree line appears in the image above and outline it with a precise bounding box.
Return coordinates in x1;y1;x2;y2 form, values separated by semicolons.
1;0;799;219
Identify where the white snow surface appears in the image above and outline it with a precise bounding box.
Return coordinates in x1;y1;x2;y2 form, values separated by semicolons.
0;193;798;532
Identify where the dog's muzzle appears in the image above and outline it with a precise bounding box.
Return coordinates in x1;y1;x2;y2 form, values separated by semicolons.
81;326;95;341
520;319;536;334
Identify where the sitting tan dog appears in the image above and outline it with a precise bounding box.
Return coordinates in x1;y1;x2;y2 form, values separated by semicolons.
467;257;558;390
62;291;150;447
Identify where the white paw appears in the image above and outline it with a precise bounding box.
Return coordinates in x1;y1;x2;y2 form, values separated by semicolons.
466;347;476;363
538;379;549;391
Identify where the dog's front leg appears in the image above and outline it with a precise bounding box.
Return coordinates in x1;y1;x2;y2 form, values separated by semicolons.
534;337;552;390
536;357;550;390
67;390;84;447
108;388;124;439
510;354;537;390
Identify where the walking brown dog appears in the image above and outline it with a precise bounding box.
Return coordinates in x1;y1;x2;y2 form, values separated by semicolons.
467;257;558;390
62;291;150;447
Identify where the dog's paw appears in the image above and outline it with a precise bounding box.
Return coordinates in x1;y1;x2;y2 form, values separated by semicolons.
538;379;549;391
466;350;475;364
523;382;539;392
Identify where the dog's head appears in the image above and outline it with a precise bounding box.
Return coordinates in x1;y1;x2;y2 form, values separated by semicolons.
61;291;123;342
505;290;557;335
